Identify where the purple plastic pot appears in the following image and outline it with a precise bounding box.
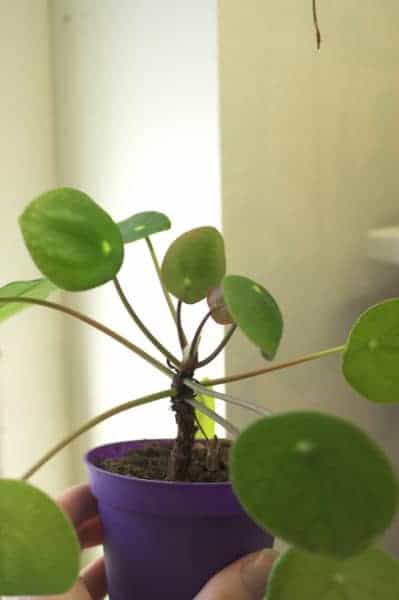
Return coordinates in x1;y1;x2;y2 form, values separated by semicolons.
85;439;273;600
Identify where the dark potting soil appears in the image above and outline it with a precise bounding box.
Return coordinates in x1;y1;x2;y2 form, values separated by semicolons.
98;440;231;483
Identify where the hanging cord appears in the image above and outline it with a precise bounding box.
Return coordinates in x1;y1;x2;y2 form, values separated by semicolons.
312;0;322;50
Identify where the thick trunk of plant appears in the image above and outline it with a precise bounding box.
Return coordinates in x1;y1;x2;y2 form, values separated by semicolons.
167;377;197;481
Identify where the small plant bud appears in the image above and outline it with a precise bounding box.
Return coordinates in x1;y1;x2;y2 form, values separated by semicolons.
207;286;234;325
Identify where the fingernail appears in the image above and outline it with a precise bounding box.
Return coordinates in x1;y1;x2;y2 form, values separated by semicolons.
241;549;279;596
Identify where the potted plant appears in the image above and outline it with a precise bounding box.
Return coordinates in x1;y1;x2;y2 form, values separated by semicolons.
0;187;398;599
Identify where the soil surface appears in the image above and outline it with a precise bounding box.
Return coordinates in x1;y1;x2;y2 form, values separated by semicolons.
98;440;231;483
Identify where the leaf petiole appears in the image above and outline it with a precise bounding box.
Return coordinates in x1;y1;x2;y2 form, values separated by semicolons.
145;237;178;324
185;396;240;438
113;277;180;367
176;299;188;350
0;296;174;377
206;345;345;386
21;389;173;480
184;379;270;417
197;324;237;368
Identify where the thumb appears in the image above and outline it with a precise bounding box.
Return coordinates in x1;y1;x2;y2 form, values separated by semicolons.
194;549;278;600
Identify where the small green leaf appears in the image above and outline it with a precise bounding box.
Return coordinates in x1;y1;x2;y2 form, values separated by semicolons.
161;227;226;304
343;299;399;403
195;379;216;439
20;187;124;291
0;278;56;323
231;411;398;558
223;275;283;359
0;479;80;595
118;211;171;243
267;547;399;600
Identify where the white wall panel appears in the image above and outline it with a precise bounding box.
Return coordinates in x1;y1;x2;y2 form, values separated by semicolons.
51;1;221;478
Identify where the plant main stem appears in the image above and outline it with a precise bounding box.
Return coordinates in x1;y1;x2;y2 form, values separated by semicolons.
167;370;197;480
206;345;345;386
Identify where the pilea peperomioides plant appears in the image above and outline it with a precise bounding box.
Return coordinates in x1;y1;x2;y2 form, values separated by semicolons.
0;187;398;599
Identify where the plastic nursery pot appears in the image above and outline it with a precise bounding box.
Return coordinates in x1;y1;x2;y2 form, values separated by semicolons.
85;439;273;600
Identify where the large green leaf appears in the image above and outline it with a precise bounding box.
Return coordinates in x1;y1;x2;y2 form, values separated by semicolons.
267;547;399;600
20;187;124;291
161;227;226;304
0;278;56;323
343;299;399;403
0;479;79;595
118;211;171;243
223;275;283;359
231;411;398;558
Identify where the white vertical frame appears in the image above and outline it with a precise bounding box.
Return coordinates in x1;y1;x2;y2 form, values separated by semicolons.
51;0;222;475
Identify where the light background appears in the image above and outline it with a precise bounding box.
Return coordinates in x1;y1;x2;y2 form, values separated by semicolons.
0;0;222;494
50;0;223;483
219;0;399;554
0;0;398;558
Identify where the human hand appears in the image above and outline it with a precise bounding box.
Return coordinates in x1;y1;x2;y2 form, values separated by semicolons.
194;548;278;600
22;484;107;600
22;484;276;600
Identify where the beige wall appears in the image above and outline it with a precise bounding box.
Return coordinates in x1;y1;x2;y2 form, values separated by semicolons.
0;1;72;493
219;1;399;553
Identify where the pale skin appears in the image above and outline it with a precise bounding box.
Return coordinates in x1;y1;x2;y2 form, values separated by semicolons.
27;485;277;600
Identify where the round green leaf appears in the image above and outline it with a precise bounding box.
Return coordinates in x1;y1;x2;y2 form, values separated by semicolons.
118;211;171;243
0;479;80;595
0;278;56;323
161;226;226;304
231;411;398;558
267;547;399;600
20;187;124;291
223;275;283;359
343;299;399;403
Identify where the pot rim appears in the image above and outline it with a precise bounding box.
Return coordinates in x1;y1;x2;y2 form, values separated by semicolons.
85;438;233;488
